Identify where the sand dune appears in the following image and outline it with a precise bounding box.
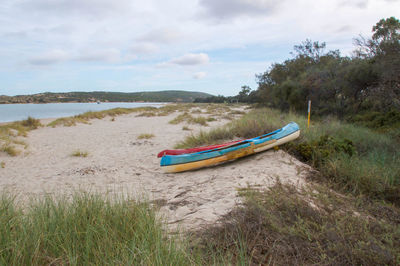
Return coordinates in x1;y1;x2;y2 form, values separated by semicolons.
0;108;310;230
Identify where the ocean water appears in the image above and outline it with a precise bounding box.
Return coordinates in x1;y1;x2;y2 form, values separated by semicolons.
0;102;164;123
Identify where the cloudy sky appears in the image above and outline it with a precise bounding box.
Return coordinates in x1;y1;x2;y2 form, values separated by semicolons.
0;0;399;96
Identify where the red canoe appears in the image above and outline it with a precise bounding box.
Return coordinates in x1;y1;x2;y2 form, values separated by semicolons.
157;140;242;157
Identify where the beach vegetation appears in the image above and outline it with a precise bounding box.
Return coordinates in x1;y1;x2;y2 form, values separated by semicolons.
0;117;41;156
0;162;4;168
176;107;400;206
137;133;155;139
136;111;157;117
189;116;208;126
169;112;210;126
71;150;89;157
182;126;191;131
193;183;400;265
169;112;192;124
191;108;202;114
0;193;194;265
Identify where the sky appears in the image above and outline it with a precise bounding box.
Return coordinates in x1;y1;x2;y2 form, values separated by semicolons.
0;0;399;96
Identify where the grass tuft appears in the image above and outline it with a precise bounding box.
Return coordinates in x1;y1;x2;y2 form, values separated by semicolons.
71;150;89;157
0;117;41;156
137;133;155;139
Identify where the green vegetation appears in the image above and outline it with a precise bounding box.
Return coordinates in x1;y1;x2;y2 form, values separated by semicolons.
47;104;201;127
194;183;400;265
48;107;157;127
0;90;212;104
0;117;42;156
71;150;89;157
196;17;400;136
169;112;209;126
0;162;5;168
182;126;191;131
177;108;400;205
169;112;192;125
0;193;193;265
1;186;398;265
137;133;155;139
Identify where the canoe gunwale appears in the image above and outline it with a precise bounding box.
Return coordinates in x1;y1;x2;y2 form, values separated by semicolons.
161;129;300;173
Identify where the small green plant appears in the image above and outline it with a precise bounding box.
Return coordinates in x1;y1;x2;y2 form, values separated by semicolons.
21;117;42;129
229;110;246;115
0;162;5;168
1;145;20;156
136;111;157;117
182;126;191;131
169;112;192;125
137;133;155;139
189;116;208;126
71;150;89;157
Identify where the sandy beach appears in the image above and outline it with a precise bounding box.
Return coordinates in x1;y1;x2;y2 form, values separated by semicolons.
0;106;310;230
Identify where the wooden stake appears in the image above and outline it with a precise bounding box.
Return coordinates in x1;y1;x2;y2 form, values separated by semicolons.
307;100;311;129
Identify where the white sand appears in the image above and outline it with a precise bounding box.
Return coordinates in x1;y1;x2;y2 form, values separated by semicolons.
0;108;310;230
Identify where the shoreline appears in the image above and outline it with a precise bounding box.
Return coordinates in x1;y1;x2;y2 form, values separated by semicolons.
0;104;310;230
0;102;166;124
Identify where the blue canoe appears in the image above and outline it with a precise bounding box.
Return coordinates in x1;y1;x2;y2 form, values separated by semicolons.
160;122;300;173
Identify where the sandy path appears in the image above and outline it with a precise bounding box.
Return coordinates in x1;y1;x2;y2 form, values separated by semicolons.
0;108;310;230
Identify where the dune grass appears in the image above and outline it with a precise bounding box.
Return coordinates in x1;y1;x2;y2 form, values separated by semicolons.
0;193;194;265
0;117;42;156
137;133;155;140
193;183;400;265
46;104;200;127
176;108;400;205
71;150;89;157
169;112;209;126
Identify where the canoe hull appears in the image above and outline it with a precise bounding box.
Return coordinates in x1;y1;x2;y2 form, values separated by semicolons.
157;140;241;157
161;129;300;173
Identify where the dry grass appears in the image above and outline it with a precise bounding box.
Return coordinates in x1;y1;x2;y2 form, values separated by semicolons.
137;133;155;139
71;150;89;157
169;112;209;126
193;183;400;265
0;117;42;156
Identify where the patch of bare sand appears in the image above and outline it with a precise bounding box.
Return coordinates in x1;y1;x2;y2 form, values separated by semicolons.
0;109;310;231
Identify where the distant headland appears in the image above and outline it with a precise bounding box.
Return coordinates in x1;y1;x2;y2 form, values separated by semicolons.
0;90;213;104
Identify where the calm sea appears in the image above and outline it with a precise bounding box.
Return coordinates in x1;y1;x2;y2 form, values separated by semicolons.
0;102;164;123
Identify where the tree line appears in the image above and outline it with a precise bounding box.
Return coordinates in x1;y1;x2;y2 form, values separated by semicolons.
196;17;400;129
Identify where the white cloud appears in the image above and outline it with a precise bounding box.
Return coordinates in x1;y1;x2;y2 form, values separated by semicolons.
170;53;210;66
339;0;369;9
130;43;159;55
198;0;284;21
76;49;121;63
20;0;132;18
193;72;207;79
137;28;182;44
29;49;68;65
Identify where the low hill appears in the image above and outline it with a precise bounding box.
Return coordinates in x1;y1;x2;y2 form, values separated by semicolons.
0;90;213;104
